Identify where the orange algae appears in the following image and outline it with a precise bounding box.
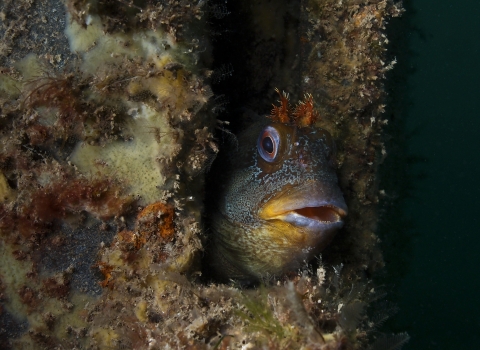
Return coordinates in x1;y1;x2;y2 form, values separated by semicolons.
136;202;175;241
97;262;114;289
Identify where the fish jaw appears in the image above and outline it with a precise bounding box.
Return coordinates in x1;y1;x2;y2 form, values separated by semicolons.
258;182;348;237
271;207;345;232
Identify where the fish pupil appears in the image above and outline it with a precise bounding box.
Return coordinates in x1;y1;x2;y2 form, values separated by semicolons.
262;136;274;154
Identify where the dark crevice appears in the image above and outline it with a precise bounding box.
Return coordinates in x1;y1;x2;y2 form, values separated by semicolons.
375;0;417;337
208;0;302;133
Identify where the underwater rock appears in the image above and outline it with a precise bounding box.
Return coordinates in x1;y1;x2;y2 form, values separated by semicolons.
0;0;408;348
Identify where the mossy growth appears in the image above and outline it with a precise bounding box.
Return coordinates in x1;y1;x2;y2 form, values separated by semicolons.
0;0;409;348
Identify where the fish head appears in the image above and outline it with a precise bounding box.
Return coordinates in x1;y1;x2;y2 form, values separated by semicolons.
213;121;347;280
256;123;347;249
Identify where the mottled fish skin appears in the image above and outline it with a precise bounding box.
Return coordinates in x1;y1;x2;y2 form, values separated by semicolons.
209;121;347;283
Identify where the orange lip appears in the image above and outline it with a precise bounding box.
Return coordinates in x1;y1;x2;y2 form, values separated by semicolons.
258;182;347;226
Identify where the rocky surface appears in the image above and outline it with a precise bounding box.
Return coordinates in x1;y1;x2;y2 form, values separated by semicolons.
0;0;407;348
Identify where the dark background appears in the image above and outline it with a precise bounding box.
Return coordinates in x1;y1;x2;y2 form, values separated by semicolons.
380;0;480;348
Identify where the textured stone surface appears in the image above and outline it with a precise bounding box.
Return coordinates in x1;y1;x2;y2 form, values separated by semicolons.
0;0;407;348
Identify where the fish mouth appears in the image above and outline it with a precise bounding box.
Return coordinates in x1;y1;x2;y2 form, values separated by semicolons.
258;183;348;231
287;205;347;224
266;205;347;229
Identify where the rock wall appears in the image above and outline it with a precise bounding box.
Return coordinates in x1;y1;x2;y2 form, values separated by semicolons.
0;0;408;348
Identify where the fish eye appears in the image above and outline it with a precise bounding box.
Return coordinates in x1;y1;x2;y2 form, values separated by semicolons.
262;136;274;153
257;126;280;162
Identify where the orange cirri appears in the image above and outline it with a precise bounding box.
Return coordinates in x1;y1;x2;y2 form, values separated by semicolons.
293;93;319;127
269;89;320;127
269;88;291;124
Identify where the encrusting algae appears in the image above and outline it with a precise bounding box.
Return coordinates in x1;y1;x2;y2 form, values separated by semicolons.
0;0;409;349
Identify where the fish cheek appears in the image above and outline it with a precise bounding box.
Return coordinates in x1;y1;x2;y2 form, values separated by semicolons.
313;128;336;162
265;220;308;250
255;156;285;176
